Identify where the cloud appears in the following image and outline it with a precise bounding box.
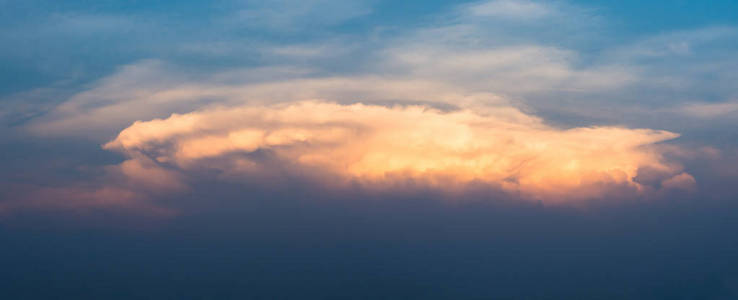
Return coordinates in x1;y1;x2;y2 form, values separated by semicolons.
383;45;635;94
102;100;689;203
24;42;637;139
677;101;738;119
0;183;176;218
18;0;637;140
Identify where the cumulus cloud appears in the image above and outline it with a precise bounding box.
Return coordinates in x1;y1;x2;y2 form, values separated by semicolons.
102;100;691;203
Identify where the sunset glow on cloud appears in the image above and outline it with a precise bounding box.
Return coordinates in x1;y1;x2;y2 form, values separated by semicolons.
104;101;693;202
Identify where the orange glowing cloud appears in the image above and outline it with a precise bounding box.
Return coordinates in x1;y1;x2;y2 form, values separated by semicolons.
104;101;694;202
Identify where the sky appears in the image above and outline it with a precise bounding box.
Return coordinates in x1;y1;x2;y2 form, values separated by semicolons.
1;0;738;298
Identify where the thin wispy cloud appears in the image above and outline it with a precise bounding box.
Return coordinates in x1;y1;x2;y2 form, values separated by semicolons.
677;101;738;118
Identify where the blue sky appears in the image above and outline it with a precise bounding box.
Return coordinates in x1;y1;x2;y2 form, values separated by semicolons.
2;1;738;298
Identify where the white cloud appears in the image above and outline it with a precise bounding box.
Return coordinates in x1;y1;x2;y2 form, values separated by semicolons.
384;45;635;94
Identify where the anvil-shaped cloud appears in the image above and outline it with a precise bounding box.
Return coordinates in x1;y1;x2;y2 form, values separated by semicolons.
104;100;693;203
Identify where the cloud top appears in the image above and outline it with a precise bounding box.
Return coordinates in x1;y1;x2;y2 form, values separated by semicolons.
104;100;691;202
